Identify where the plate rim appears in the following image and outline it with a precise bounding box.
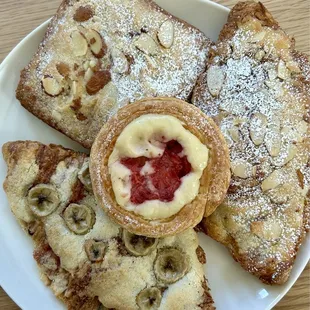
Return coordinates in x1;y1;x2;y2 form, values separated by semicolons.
0;0;309;309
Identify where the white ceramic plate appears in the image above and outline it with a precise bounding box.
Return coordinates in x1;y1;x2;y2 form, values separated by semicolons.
0;0;309;309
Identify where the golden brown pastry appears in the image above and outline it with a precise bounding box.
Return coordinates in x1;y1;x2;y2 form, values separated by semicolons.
16;0;211;149
2;141;215;310
90;97;230;237
192;1;310;284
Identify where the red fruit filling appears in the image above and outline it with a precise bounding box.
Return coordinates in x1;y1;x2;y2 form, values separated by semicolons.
120;140;192;204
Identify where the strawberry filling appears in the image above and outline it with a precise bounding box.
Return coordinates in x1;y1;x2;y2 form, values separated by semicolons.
121;140;192;204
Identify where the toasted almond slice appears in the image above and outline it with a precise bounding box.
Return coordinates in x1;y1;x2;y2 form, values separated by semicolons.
86;70;111;95
296;120;308;138
265;131;281;157
251;220;282;240
231;159;256;179
134;33;158;56
233;117;247;125
250;113;267;146
261;169;283;192
207;66;225;97
56;62;70;77
89;59;98;69
42;76;63;96
255;50;265;61
73;5;93;22
265;116;281;157
267;183;293;204
277;59;290;80
84;68;94;83
71;31;88;56
286;60;301;73
249;31;266;43
158;20;174;48
228;126;239;142
273;144;298;167
111;48;129;74
268;68;277;81
85;29;107;58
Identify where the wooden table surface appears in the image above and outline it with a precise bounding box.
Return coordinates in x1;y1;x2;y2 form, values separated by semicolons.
0;0;309;309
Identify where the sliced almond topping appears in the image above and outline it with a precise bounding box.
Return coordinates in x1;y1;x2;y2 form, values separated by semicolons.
89;59;98;69
251;220;282;240
157;20;174;48
134;33;158;56
273;144;297;167
265;116;281;157
296;169;304;189
265;132;281;157
261;169;283;192
85;29;107;58
277;59;290;80
268;68;277;81
231;159;256;179
249;31;266;43
265;80;276;89
296;120;308;137
228;126;239;142
207;66;225;97
84;68;94;83
73;5;94;22
86;70;111;95
71;31;88;56
42;76;63;96
255;50;265;61
250;113;267;146
286;60;301;73
56;62;70;77
111;48;129;74
267;183;293;204
233;117;247;125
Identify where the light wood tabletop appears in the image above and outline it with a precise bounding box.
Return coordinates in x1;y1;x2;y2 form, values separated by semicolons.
0;0;309;309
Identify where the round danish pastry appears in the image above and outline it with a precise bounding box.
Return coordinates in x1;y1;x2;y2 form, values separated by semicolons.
90;97;230;237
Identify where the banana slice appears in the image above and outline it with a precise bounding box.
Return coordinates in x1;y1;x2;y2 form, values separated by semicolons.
84;239;106;262
63;203;95;235
78;161;92;191
122;230;158;256
27;184;60;217
154;248;189;284
136;287;162;310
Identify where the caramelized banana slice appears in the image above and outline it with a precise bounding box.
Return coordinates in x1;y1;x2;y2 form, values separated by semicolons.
122;230;158;256
136;287;162;310
154;248;189;284
84;239;106;262
27;184;60;217
64;203;95;235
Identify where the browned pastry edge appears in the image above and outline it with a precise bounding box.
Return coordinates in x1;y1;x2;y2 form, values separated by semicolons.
218;1;278;42
90;97;230;238
15;0;77;144
2;140;84;188
196;1;310;285
2;140;215;309
15;0;210;149
2;141;98;310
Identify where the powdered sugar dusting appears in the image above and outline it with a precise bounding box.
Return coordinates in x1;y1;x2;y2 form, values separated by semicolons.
25;0;210;147
193;20;309;282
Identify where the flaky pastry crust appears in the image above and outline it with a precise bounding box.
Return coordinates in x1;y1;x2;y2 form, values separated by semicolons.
193;1;310;284
90;97;230;237
2;141;215;310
